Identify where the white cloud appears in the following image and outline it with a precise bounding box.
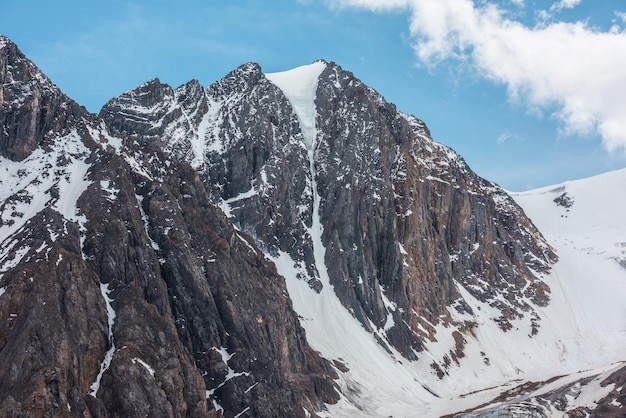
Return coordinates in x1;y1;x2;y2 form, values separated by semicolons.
334;0;626;151
550;0;582;13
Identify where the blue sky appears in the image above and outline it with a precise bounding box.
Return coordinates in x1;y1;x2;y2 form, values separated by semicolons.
2;0;626;191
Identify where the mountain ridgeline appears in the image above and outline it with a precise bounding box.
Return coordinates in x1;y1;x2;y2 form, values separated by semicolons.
0;34;580;418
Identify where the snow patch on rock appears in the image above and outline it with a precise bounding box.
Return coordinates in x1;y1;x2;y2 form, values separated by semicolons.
90;283;117;397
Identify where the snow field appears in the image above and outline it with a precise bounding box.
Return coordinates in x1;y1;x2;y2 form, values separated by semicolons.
512;169;626;364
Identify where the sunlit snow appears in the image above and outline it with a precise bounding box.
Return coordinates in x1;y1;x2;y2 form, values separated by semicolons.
511;168;626;366
265;61;326;148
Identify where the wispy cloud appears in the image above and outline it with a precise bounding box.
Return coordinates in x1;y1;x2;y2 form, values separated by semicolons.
333;0;626;152
496;131;523;145
550;0;582;13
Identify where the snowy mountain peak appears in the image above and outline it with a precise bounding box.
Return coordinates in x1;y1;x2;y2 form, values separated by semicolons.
0;35;57;92
265;61;327;147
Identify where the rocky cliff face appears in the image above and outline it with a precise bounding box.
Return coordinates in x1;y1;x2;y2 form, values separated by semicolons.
0;35;337;418
313;64;555;354
101;59;556;368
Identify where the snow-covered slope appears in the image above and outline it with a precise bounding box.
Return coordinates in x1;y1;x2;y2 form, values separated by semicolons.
0;131;93;273
512;169;626;354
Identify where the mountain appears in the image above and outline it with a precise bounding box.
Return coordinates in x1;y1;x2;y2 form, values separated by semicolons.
100;58;557;357
1;34;624;417
0;35;337;418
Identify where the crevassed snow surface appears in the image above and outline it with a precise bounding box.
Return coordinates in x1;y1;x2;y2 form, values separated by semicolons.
265;61;326;148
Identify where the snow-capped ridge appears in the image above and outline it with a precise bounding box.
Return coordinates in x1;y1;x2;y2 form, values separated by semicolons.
207;62;263;100
0;34;9;50
0;35;59;95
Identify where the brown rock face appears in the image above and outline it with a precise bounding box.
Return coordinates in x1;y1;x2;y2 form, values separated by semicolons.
314;64;556;356
0;36;338;418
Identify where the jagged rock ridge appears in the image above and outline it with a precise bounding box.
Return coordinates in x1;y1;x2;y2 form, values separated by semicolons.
0;35;338;418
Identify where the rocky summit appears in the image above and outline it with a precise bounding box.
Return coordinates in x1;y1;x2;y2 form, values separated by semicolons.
1;34;625;417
